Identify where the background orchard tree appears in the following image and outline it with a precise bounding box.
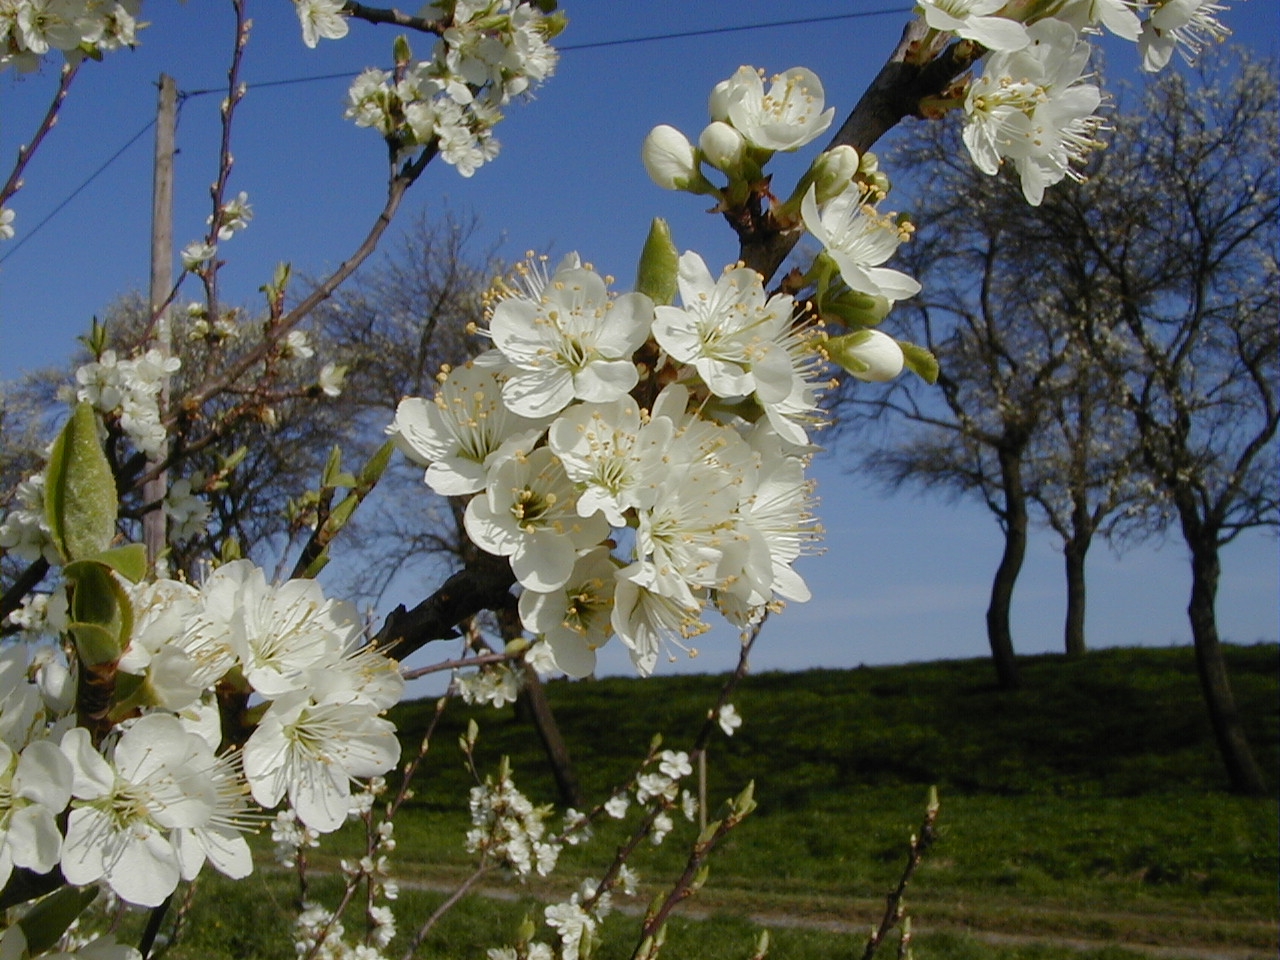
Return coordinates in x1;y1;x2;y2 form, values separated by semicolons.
831;126;1101;687
835;49;1277;788
1042;51;1278;796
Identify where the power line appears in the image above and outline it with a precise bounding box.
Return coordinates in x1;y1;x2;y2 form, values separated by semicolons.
189;8;914;95
0;117;156;267
557;7;912;52
1;6;913;259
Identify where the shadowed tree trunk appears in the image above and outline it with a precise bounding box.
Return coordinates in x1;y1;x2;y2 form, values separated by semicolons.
1182;516;1267;796
497;604;584;808
986;445;1025;690
1062;489;1091;658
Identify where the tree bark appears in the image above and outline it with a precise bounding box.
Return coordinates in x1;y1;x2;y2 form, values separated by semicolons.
985;446;1025;689
1184;531;1267;796
1062;541;1088;658
496;604;584;809
1063;492;1090;658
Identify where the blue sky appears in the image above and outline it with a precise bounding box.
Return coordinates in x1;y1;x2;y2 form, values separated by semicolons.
2;1;1276;679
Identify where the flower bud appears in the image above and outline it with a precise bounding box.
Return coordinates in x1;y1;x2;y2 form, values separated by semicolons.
642;125;698;190
810;145;859;204
698;121;746;173
826;328;905;382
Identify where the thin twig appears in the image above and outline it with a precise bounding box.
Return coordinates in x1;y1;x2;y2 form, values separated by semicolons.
861;789;940;959
1;62;80;207
400;864;493;960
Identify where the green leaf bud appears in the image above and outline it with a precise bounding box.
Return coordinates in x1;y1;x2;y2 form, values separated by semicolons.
45;402;118;563
635;218;680;306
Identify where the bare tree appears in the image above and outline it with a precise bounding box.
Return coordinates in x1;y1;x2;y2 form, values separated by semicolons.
832;121;1107;688
837;50;1277;788
1043;53;1278;795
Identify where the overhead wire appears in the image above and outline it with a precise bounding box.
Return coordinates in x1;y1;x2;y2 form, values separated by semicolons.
0;5;913;264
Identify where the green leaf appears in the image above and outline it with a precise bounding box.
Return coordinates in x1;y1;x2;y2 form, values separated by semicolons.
321;446;343;487
359;440;396;488
635;218;679;306
86;543;148;583
64;559;133;666
18;886;100;955
900;340;940;384
45;402;118;562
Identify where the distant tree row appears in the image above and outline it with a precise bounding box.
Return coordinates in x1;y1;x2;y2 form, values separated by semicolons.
4;54;1272;798
835;50;1277;794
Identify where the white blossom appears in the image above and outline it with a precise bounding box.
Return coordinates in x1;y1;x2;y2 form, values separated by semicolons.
463;446;609;592
547;395;671;526
713;66;835;152
294;0;348;47
388;361;549;496
0;739;73;889
801;184;921;302
488;256;654;418
211;191;252;241
518;546;617;677
242;690;401;834
962;19;1106;205
544;897;594;960
717;703;742;736
1139;0;1232;72
60;716;228;907
916;0;1030;51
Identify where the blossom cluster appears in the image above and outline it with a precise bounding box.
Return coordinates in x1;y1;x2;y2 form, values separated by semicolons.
0;559;405;911
390;249;828;677
0;474;58;564
333;1;561;176
643;66;919;377
74;347;179;456
0;0;142;73
466;759;561;877
918;0;1237;204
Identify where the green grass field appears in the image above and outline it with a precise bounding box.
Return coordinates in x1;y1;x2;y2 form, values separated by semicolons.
149;644;1279;959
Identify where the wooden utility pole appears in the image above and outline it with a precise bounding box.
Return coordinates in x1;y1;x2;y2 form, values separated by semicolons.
144;74;177;569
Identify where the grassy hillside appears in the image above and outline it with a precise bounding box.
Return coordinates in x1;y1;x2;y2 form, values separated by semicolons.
394;642;1279;802
165;644;1279;959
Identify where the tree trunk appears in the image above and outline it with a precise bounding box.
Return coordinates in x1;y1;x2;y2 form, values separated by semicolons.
1063;535;1088;658
497;605;584;808
1185;535;1267;796
985;446;1025;690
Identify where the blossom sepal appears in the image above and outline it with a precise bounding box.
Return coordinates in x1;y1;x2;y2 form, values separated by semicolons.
824;329;906;383
899;340;940;384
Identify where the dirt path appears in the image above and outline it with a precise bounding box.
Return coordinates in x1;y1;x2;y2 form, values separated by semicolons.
399;874;1277;960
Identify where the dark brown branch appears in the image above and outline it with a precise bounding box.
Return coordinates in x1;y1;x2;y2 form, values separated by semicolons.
861;790;940;959
0;556;51;627
373;550;515;661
